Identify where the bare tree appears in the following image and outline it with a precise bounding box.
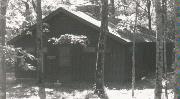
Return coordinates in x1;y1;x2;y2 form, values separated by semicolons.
94;0;108;98
0;0;8;99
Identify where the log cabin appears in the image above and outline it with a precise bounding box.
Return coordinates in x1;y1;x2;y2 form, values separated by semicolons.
8;7;174;83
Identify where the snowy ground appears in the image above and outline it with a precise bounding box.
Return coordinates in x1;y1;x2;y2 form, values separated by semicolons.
6;73;174;99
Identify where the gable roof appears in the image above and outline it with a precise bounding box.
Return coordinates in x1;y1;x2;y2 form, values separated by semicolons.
8;7;158;46
39;7;132;43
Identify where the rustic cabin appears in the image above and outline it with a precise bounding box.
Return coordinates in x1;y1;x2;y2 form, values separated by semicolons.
8;7;174;83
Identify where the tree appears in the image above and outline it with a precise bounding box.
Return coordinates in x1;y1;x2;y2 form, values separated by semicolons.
132;1;138;97
36;0;46;98
109;0;115;22
0;0;8;98
162;0;168;98
94;0;108;98
154;0;164;99
146;0;151;30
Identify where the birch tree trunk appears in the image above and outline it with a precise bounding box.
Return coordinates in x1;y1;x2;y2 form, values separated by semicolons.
154;0;164;99
36;0;46;98
0;0;8;98
94;0;108;98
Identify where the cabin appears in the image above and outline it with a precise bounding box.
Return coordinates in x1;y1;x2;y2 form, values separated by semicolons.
8;7;174;83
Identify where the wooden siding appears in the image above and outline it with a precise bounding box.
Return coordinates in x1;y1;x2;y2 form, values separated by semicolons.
104;37;128;83
13;9;174;83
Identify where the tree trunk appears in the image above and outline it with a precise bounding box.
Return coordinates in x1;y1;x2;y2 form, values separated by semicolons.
0;0;8;99
154;0;163;99
147;0;151;30
94;0;108;98
36;0;46;98
162;0;168;98
132;2;138;97
110;0;115;23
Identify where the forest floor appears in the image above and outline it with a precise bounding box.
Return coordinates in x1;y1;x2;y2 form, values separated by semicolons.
6;73;174;99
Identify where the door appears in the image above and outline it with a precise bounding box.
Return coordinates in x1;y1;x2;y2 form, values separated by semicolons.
57;46;72;82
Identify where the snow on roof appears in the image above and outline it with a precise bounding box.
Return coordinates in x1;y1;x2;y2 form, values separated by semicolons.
60;7;131;42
